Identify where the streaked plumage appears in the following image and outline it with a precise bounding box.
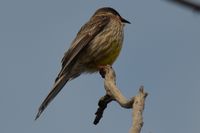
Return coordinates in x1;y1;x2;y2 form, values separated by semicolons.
35;7;130;120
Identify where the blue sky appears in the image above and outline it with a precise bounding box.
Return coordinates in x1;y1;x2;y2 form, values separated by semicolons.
0;0;200;133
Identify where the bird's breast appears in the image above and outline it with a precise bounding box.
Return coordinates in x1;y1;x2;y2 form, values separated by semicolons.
82;22;124;72
95;40;122;65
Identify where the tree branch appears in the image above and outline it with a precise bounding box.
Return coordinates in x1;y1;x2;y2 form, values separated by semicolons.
168;0;200;12
130;86;148;133
93;65;148;133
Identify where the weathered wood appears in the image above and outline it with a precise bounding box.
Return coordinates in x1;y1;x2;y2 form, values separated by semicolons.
94;65;148;133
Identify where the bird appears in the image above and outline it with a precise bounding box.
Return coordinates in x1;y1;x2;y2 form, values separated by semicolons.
35;7;130;120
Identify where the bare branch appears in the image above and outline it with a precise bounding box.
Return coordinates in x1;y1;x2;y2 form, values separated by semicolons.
94;65;148;133
130;86;148;133
93;95;112;125
168;0;200;12
102;66;134;108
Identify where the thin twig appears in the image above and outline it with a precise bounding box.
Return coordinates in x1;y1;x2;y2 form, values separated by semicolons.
93;95;112;125
168;0;200;12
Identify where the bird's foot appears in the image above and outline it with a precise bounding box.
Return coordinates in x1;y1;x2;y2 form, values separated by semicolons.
98;65;107;78
98;65;113;78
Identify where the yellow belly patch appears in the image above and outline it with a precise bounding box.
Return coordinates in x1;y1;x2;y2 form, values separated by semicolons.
96;41;122;65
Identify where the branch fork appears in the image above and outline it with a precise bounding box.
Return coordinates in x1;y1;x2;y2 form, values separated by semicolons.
94;65;148;133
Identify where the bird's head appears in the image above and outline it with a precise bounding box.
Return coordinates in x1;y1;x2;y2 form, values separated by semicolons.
93;7;131;24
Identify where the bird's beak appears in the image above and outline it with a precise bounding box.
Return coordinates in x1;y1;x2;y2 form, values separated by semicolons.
121;17;131;24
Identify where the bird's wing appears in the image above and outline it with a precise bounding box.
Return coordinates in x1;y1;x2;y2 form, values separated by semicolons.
35;16;110;120
57;16;110;79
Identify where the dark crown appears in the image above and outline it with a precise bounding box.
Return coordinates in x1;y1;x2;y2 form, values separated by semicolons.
95;7;121;16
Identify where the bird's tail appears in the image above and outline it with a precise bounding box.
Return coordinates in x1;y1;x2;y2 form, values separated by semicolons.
35;74;69;120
